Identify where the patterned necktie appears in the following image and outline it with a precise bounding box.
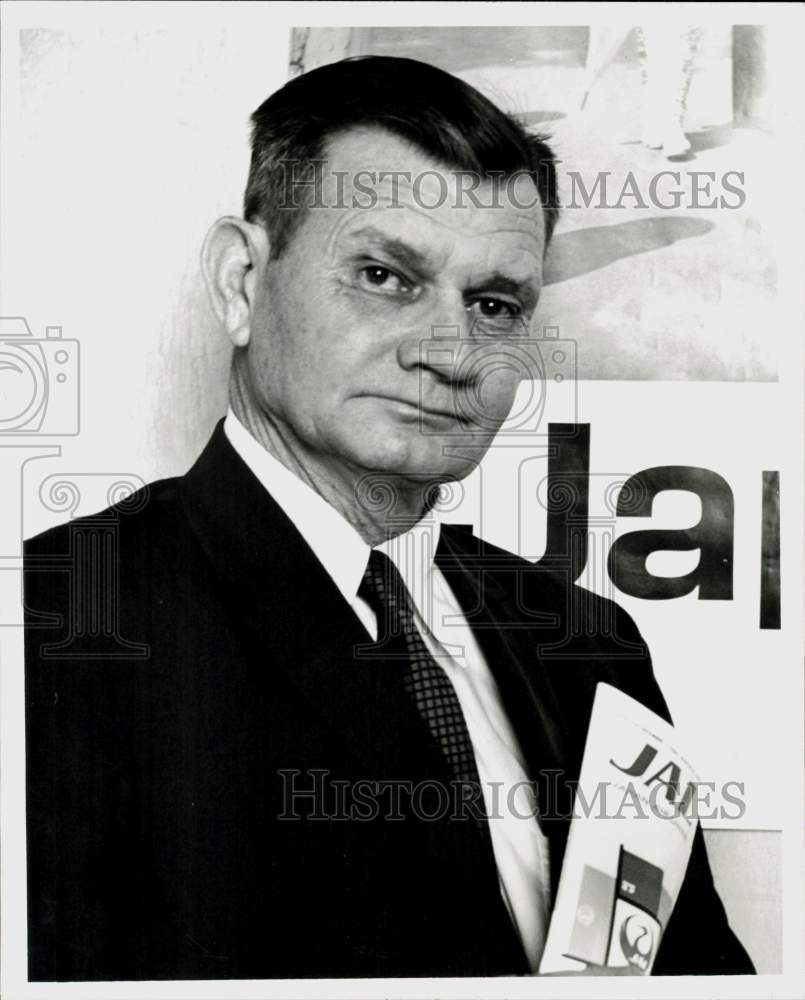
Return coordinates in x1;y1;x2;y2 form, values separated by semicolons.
359;549;533;975
359;548;486;801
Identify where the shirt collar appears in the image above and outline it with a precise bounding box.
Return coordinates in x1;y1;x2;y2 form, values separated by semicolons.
223;408;441;605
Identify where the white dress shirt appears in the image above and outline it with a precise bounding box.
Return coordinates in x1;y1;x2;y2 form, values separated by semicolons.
224;409;551;971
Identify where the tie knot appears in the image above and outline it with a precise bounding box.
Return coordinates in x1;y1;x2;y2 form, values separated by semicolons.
359;549;406;617
359;549;424;650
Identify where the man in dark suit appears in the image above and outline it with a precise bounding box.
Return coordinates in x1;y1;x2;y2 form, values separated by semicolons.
25;56;753;980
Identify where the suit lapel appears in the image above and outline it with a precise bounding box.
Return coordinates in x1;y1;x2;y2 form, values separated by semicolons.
179;422;452;784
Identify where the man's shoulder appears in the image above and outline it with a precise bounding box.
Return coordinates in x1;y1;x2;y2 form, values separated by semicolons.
442;523;628;612
442;523;652;666
24;473;185;557
22;469;218;684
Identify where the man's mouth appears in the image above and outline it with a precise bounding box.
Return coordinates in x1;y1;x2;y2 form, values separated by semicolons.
380;396;460;422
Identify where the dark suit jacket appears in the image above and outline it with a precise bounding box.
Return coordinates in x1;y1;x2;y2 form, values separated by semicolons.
24;421;754;980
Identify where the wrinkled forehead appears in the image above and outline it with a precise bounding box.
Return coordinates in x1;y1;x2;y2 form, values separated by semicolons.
293;126;546;272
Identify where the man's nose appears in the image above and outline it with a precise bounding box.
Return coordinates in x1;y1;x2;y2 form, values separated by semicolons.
395;296;470;379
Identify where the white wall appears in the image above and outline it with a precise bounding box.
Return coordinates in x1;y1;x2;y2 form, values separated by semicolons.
705;830;781;975
5;11;290;488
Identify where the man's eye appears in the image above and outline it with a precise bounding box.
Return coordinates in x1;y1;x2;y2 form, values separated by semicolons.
469;298;521;319
359;265;409;293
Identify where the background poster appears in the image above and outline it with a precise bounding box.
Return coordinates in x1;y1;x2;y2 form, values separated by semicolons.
1;3;803;996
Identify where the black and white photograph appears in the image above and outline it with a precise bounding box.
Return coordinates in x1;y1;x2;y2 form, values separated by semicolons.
1;3;803;998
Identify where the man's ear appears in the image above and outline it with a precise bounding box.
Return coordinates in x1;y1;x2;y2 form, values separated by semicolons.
200;216;270;347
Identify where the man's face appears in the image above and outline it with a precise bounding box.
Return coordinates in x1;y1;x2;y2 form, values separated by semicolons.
246;126;546;486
